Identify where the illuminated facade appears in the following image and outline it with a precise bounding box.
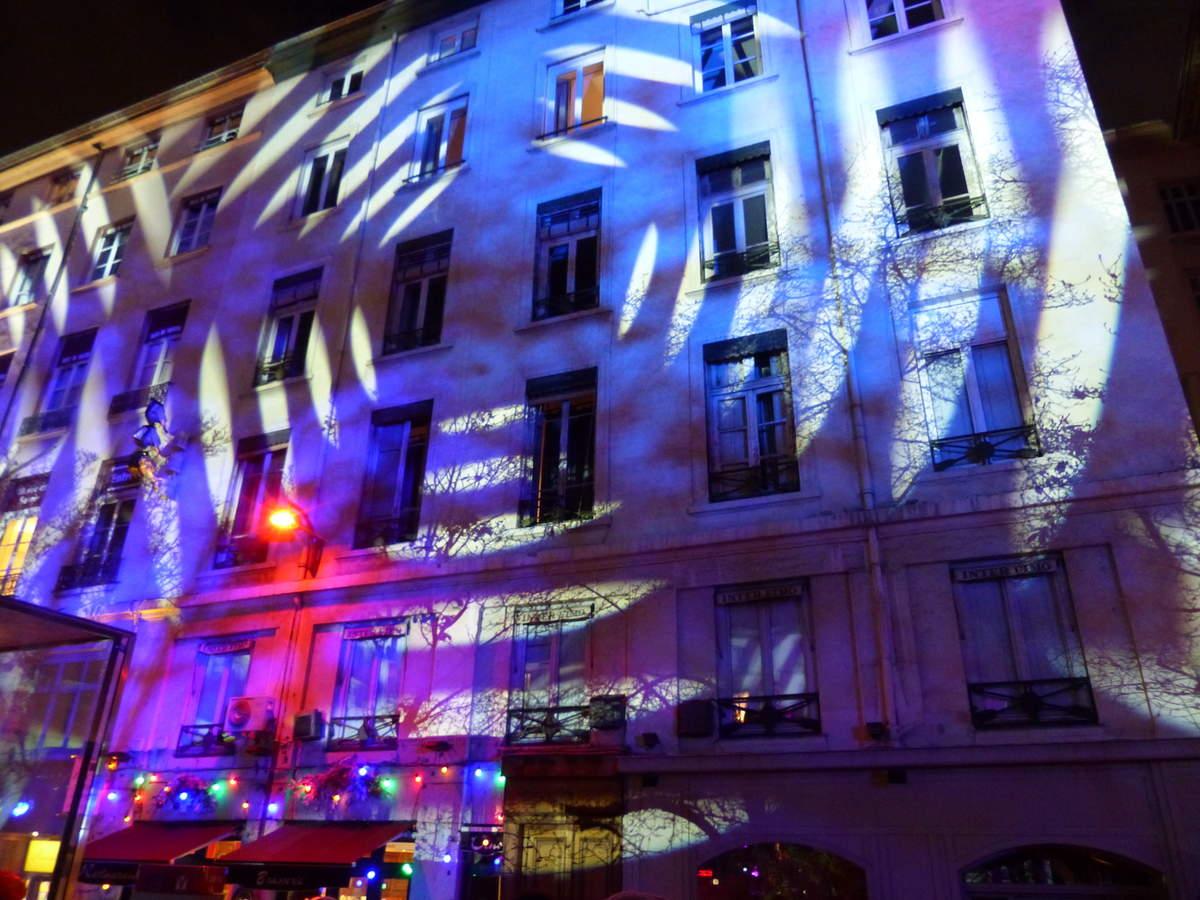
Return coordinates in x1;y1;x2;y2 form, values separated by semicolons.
0;0;1198;899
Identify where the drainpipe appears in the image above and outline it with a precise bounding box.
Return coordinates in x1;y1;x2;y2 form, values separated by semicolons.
792;2;894;734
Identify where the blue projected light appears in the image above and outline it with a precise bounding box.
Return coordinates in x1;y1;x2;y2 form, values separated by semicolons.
366;869;377;880
11;801;31;817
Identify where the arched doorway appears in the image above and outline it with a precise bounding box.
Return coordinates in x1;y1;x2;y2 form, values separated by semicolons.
962;845;1168;898
696;843;868;899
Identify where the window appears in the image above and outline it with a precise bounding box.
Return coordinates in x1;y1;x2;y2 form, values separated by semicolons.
912;293;1037;470
116;140;158;180
704;331;799;501
89;220;132;281
432;20;478;62
178;640;253;755
134;302;188;390
298;142;348;216
10;249;50;305
865;0;944;38
880;89;986;235
25;652;106;752
256;269;320;385
172;189;220;255
697;143;778;279
328;622;407;750
556;0;603;17
542;53;605;139
47;170;79;206
384;231;451;353
534;189;601;319
355;401;431;548
215;432;288;568
0;475;47;596
952;556;1096;728
44;330;95;413
322;68;363;104
692;3;762;92
716;579;818;737
1161;181;1200;233
520;368;596;525
410;98;468;182
0;191;11;225
507;609;590;744
0;352;13;389
200;106;243;149
58;460;138;591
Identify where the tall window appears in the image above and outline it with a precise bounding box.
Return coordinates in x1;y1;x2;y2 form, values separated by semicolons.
880;89;986;235
411;98;468;181
384;231;451;353
215;432;288;568
704;331;799;502
193;644;252;726
521;369;597;526
557;0;603;17
329;623;406;750
534;190;601;320
117;140;158;180
59;460;138;591
44;330;95;413
172;189;220;255
507;612;590;744
133;303;188;391
1160;181;1200;233
256;269;320;385
47;170;79;206
865;0;944;38
321;69;363;104
25;652;106;752
697;143;778;279
298;142;348;216
952;556;1096;728
90;220;132;281
355;401;431;548
10;249;50;305
200;106;243;149
693;3;762;92
913;293;1036;470
0;475;47;597
432;20;478;62
543;53;605;138
716;579;817;737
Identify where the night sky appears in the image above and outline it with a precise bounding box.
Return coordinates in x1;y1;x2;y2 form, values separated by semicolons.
0;0;1192;158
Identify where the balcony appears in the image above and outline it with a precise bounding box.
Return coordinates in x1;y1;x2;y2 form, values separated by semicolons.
896;194;989;237
505;696;625;746
19;406;75;436
536;115;608;142
381;327;440;356
703;242;780;281
176;723;236;757
532;286;599;322
325;714;400;751
930;424;1039;471
403;159;465;185
968;677;1098;729
518;479;594;527
708;456;800;503
254;355;304;386
213;534;269;569
57;555;121;592
717;692;821;739
353;509;421;549
109;381;169;417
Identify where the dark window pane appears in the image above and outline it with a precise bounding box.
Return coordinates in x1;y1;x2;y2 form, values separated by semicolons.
547;244;570;296
898;152;930;209
424;276;446;343
711;203;736;254
743;194;769;247
303;156;327;215
324;149;346;208
574;236;598;291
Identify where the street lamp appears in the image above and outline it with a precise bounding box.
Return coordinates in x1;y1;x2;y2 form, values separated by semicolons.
263;504;324;578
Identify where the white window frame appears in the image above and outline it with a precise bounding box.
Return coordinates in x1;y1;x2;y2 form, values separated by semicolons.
225;442;287;548
555;0;604;18
296;140;349;217
44;332;94;413
47;170;79;206
172;189;220;255
384;233;452;353
410;97;469;182
320;68;364;105
27;652;106;751
864;0;947;40
200;106;244;149
11;248;50;306
257;269;321;384
716;581;815;704
691;2;763;94
117;139;159;180
543;51;606;139
510;615;591;713
332;624;408;722
697;147;777;280
132;303;188;390
534;191;602;320
430;19;478;63
90;220;132;281
191;645;252;726
356;404;432;547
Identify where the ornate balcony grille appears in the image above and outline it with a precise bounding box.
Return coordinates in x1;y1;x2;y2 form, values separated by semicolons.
968;677;1098;729
404;159;466;184
896;194;989;237
325;714;400;751
703;242;780;281
353;509;421;549
533;286;599;321
176;723;236;757
19;406;76;436
109;381;170;417
930;424;1039;471
57;555;121;592
505;705;591;745
717;692;821;738
708;456;800;502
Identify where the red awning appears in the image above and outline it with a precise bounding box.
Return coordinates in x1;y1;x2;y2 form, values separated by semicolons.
222;821;408;866
82;822;238;863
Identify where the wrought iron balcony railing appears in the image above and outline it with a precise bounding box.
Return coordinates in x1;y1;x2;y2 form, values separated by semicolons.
708;456;800;502
717;692;821;738
213;535;270;569
533;286;599;321
19;406;76;436
968;677;1098;729
353;509;421;549
506;704;591;745
404;159;466;184
176;723;237;757
896;194;989;236
518;480;594;527
109;381;170;417
254;355;304;386
536;116;608;142
0;569;21;599
381;327;441;356
930;424;1039;471
325;714;400;751
703;242;780;281
57;555;122;592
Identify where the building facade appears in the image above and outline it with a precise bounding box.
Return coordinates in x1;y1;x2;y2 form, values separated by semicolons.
0;0;1198;898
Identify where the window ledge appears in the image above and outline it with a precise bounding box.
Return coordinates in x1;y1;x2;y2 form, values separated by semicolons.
308;92;366;118
419;47;482;76
920;455;1033;482
70;275;117;294
396;163;469;194
847;16;964;55
677;73;780;108
536;0;615;31
372;342;454;366
685;266;783;297
280;205;344;231
0;301;39;321
889;215;990;247
16;426;68;443
514;305;611;333
158;245;211;268
529;120;615;151
687;488;815;516
515;513;612;540
247;372;312;395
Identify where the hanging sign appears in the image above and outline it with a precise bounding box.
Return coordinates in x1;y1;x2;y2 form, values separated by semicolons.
344;621;409;641
200;637;255;655
716;578;808;606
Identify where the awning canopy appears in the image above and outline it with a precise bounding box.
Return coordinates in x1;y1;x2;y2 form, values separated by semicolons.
223;821;410;891
79;822;237;884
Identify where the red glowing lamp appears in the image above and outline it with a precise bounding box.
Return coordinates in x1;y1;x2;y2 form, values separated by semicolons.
262;503;324;578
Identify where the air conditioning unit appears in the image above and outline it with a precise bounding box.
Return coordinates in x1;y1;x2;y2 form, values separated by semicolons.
293;710;326;742
225;696;276;733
